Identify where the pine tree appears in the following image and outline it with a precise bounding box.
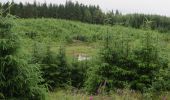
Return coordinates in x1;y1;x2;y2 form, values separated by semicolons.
41;46;70;90
41;45;58;91
83;8;92;23
56;46;70;87
85;29;138;94
131;21;168;92
0;16;46;99
31;42;46;64
70;58;88;88
85;29;117;94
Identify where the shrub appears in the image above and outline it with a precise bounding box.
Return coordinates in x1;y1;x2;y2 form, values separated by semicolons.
31;42;46;64
72;34;88;42
25;31;38;39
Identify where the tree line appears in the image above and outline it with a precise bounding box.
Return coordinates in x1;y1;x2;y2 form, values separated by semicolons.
1;1;170;32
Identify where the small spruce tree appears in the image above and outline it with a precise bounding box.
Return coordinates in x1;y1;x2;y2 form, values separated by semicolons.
41;45;70;90
131;21;168;92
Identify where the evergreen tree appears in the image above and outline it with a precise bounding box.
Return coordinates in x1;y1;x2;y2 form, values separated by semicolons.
1;1;170;32
83;8;92;23
85;29;118;94
41;46;70;90
0;16;46;99
93;6;104;24
31;42;46;64
131;21;169;92
74;2;82;20
41;45;58;91
70;58;88;88
56;46;70;86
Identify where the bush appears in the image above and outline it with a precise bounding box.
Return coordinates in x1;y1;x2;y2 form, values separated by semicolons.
31;42;46;64
72;34;88;42
25;31;38;39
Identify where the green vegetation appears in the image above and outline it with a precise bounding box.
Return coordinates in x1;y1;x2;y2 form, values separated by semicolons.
0;16;170;99
48;90;170;100
1;1;170;33
12;18;170;60
0;16;46;99
14;18;170;98
42;46;70;91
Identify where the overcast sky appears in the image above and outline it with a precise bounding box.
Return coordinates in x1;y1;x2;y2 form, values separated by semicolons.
1;0;170;16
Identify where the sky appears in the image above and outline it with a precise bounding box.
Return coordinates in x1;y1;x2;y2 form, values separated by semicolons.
1;0;170;16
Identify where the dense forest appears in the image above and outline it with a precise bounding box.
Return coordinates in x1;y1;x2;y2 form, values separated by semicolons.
1;1;170;33
0;1;170;100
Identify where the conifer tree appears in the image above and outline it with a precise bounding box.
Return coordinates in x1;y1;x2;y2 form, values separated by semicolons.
41;45;58;90
85;28;137;94
56;46;70;87
131;21;168;92
85;28;117;94
41;45;70;90
0;16;46;99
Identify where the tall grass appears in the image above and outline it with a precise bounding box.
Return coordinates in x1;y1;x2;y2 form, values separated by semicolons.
48;89;170;100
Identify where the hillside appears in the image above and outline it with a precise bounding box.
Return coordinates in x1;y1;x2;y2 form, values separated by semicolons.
9;18;170;99
1;16;170;99
1;0;170;99
12;18;170;62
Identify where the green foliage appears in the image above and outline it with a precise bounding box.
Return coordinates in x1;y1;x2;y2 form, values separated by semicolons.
2;1;170;33
31;42;46;64
85;32;121;94
0;16;169;96
56;47;70;87
130;24;169;92
41;45;58;90
0;16;46;99
152;68;170;91
69;59;89;88
85;26;169;94
41;46;70;91
25;31;38;39
72;34;88;42
85;64;103;94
